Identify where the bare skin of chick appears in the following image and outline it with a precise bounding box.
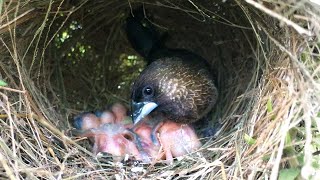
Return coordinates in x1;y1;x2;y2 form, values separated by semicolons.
76;113;100;131
99;107;161;163
131;117;201;164
106;110;161;162
111;103;128;123
134;121;164;162
75;104;150;162
157;121;202;164
98;110;115;124
81;123;150;162
76;103;202;163
97;103;131;127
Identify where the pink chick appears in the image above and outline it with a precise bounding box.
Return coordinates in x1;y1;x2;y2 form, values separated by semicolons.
134;122;164;162
73;112;100;131
97;110;116;124
111;103;128;123
81;123;149;162
157;121;202;164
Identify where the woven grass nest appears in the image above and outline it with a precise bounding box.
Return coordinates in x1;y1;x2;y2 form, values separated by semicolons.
0;0;320;179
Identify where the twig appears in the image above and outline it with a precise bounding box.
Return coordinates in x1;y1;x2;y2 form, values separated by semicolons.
0;8;37;34
245;0;312;36
0;86;25;93
0;152;16;180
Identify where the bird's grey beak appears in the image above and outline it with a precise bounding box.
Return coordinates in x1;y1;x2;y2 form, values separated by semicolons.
132;101;158;124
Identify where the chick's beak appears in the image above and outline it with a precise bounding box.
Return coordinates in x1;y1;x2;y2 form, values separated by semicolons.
132;101;158;124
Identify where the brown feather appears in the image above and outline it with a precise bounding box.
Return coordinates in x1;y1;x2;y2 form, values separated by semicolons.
131;56;218;124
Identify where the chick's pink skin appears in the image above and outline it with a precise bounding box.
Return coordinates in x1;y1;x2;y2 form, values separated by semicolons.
158;121;202;164
134;122;164;161
98;103;127;126
110;103;134;129
112;112;159;162
81;123;144;162
108;113;157;162
111;103;128;124
99;110;115;124
80;113;100;131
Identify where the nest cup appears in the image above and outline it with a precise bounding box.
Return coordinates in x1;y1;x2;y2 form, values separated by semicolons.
0;0;319;179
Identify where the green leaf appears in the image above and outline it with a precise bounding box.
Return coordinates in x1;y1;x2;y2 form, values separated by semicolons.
267;97;273;112
244;133;256;145
262;154;271;161
284;130;300;167
278;168;300;180
0;0;2;15
0;80;7;87
297;153;304;164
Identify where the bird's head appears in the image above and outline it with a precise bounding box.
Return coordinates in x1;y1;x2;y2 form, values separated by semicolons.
131;58;218;125
131;67;163;125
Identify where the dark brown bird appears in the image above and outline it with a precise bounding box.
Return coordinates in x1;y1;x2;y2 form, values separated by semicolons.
131;57;217;124
126;7;218;143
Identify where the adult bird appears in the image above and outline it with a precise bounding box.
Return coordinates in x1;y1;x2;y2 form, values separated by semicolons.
126;7;218;142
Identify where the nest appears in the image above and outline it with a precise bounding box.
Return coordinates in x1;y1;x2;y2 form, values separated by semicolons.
0;0;320;179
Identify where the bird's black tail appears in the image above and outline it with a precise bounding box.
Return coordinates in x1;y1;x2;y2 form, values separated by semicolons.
125;7;165;63
125;7;212;68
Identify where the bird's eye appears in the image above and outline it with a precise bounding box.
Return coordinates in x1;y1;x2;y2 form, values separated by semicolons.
142;86;154;97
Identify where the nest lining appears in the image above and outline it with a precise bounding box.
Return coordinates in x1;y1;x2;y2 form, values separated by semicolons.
0;0;319;179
